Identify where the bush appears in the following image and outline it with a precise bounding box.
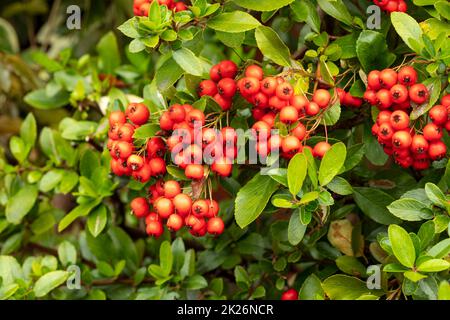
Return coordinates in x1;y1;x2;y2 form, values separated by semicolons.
0;0;449;300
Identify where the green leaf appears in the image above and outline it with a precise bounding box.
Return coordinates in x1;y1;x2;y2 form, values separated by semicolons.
31;211;56;235
426;239;450;258
160;241;173;276
235;173;279;228
9;136;26;163
39;169;63;192
388;224;416;268
320;99;341;125
288;209;307;246
20;113;37;152
438;281;450;300
317;0;353;26
39;128;60;164
133;123;160;139
233;0;294;11
327;176;353;195
87;205;108;237
322;275;381;300
342;143;365;172
33;271;69;298
335;256;367;277
118;17;139;38
59;118;98;141
0;255;23;286
290;0;320;33
390;12;424;54
172;48;205;77
265;168;288;186
255;26;291;67
96;32;121;74
417;259;450;273
356;30;396;72
387;198;432;221
287;152;307;196
318;142;346;186
58;241;77;266
185;275;208;290
404;271;427;282
6;184;38;224
24;89;69;110
299;274;325;300
425;183;449;210
58;200;101;232
180;249;195;279
207;12;260;33
334;33;358;59
410;78;442;120
155;57;184;91
435;1;450;20
79;149;100;179
215;31;245;48
129;38;146;53
353;188;401;225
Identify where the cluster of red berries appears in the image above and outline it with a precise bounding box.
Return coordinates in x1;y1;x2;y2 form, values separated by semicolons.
198;60;239;111
108;103;156;180
131;180;224;237
365;66;449;169
373;0;407;13
108;102;226;238
133;0;187;16
160;104;235;178
236;64;333;159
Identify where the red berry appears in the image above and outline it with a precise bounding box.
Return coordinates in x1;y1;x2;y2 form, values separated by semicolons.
261;77;278;96
207;217;225;235
168;104;186;123
127;154;145;171
173;2;187;11
132;163;152;183
218;60;238;79
411;134;429;154
392;130;412;149
145;212;160;225
211;157;233;177
191;199;209;218
109;111;126;126
376;89;393;109
198;79;218;97
390;84;409;104
423;123;443;141
147;137;166;158
367;70;381;91
441;95;450;107
163;180;181;198
276;82;294;101
281;136;302;156
217;78;237;98
205;200;219;218
186;109;205;127
379;69;397;89
149;157;167;176
146;220;164;237
364;90;378;105
239;77;260;96
305;102;320;116
252;92;269;108
292;123;306;141
398;66;417;86
113;141;134;159
390;110;410;130
279;106;299;124
118;123;135;142
313;141;331;158
409;84;429;104
130;197;149;218
281;289;298;301
428;141;447;160
378;123;394;141
126;103;150;125
429;105;448;126
213;93;232;111
173;193;192;217
268;96;287;111
312;89;331;108
155;197;174;219
167;213;184;231
210;64;221;82
185;164;204;180
377;110;392;125
290;95;309;114
245;65;264;81
160;111;174;131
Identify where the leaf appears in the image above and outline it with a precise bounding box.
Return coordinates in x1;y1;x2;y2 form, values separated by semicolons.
0;256;23;286
9;136;26;163
299;274;325;300
24;89;69;109
235;173;279;228
160;241;173;276
404;271;427;282
133;124;160;139
58;241;77;266
155;57;184;91
335;256;367;277
342;143;365;172
39;169;63;192
254;26;291;67
216;31;245;48
33;271;69;298
317;0;353;26
323;275;381;300
20;113;37;152
438;281;450;300
417;259;450;273
39;128;60;164
424;183;449;210
6;184;38;224
233;0;294;11
426;239;450;258
353;188;401;225
79;149;100;179
207;12;261;33
435;1;450;20
172;48;205;77
410;78;442;120
387;198;432;221
185;275;208;290
356;30;396;72
117;17;139;38
287;153;307;196
288;209;307;246
58;200;101;232
318;142;346;186
290;0;320;33
320;100;341;125
87;205;108;237
96;32;121;74
391;12;424;54
327;176;353;195
388;224;416;268
328;219;363;256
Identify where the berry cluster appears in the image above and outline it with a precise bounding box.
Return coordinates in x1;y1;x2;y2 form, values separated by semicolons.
373;0;407;13
133;0;187;16
108;103;226;238
237;64;334;159
198;60;239;111
336;88;363;108
365;66;449;169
